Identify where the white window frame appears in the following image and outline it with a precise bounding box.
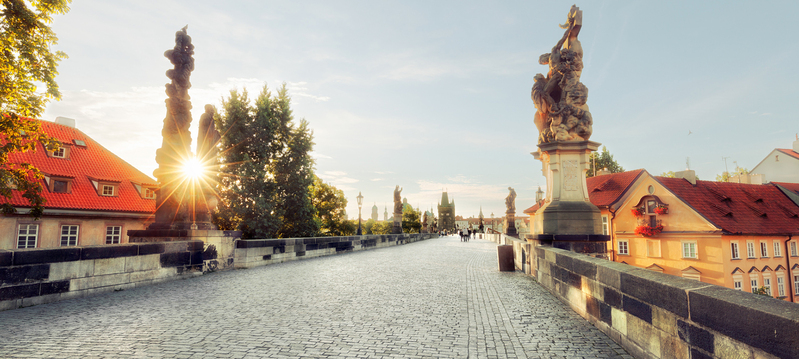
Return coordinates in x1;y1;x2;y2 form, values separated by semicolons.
52;147;66;158
647;239;661;257
101;185;115;196
747;241;756;258
602;215;609;235
618;240;629;256
60;225;79;246
791;241;798;257
730;242;740;260
794;274;799;296
144;188;156;199
105;226;122;244
763;276;772;296
733;280;742;290
17;224;39;249
681;241;698;259
777;275;786;297
760;242;769;258
750;278;759;293
773;241;782;257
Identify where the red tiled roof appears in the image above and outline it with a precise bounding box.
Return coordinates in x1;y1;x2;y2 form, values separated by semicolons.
5;118;156;214
773;182;799;195
656;177;799;235
524;200;545;214
586;169;645;207
776;148;799;161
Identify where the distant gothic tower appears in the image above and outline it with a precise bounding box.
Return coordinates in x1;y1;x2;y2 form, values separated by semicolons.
371;203;379;221
384;206;388;221
437;191;455;231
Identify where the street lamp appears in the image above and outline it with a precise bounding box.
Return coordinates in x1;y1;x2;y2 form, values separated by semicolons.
356;191;364;235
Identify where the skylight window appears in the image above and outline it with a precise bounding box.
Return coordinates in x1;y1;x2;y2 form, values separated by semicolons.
73;139;86;146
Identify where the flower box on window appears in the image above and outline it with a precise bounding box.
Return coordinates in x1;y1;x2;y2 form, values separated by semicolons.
631;207;645;217
635;225;664;237
654;205;668;215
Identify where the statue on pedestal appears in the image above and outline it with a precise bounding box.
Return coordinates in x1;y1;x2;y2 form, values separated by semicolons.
505;187;517;214
529;7;609;257
151;26;195;229
392;185;404;234
532;5;592;144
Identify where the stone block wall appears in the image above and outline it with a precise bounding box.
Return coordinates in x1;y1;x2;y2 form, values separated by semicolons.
534;246;798;359
0;241;204;312
235;233;437;269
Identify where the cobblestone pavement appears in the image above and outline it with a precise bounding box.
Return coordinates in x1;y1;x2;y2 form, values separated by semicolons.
0;236;631;358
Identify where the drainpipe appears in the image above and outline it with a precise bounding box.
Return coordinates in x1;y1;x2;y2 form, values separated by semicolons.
786;235;794;303
609;207;617;262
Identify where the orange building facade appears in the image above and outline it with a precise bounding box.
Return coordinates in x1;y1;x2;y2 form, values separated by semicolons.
527;169;799;303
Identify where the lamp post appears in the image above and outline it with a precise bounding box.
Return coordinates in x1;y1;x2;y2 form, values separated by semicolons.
356;191;364;235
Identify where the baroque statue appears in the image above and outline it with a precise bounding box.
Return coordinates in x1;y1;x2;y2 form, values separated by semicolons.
505;187;517;213
532;5;592;144
193;104;221;227
151;26;195;228
393;185;403;214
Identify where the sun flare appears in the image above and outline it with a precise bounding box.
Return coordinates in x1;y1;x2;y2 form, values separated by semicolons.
182;157;204;179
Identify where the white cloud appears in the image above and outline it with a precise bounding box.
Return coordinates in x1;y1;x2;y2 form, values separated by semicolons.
371;178;384;182
323;171;347;176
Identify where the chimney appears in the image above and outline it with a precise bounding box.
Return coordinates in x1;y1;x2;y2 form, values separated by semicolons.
55;116;76;128
596;167;611;176
793;133;799;153
675;170;696;185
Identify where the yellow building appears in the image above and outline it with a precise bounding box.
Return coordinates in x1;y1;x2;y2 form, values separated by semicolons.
527;169;799;303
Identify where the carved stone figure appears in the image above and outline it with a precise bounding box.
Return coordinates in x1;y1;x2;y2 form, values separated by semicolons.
505;187;517;213
393;185;403;214
193;104;221;227
151;26;195;229
532;5;592;144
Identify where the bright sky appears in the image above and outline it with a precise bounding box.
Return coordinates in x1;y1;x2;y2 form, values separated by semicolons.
43;1;799;221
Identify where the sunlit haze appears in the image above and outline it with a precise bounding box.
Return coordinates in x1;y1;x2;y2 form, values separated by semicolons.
43;1;799;220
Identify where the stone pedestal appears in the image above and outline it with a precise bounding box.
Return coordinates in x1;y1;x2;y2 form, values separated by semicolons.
505;211;518;237
531;141;609;258
391;212;403;234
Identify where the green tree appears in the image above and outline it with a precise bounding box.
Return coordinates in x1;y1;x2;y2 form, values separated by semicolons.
716;166;748;182
310;175;349;236
1;1;70;218
214;84;319;238
587;146;625;177
362;218;375;235
371;220;391;235
660;171;676;178
215;87;280;238
402;206;421;233
274;113;318;237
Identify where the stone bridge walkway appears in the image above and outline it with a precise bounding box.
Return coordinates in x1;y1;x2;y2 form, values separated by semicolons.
0;236;631;358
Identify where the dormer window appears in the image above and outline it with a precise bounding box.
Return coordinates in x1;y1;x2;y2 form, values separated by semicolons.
144;187;156;199
53;147;66;158
47;144;71;159
131;181;157;199
44;175;73;193
101;185;115;196
89;177;120;197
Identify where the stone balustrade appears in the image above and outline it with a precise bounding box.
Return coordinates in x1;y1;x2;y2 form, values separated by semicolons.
235;233;437;269
482;233;799;359
0;241;204;312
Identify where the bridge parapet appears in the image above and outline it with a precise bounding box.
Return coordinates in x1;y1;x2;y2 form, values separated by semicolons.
481;233;798;358
0;240;204;312
235;233;436;269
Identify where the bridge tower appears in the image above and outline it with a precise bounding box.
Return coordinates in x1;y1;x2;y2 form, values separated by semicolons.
437;191;455;232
